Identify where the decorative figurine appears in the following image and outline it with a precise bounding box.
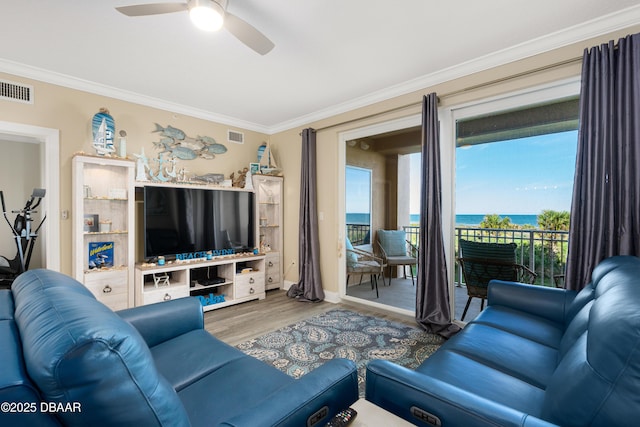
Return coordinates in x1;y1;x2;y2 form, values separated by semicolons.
244;169;254;190
230;167;249;188
92;108;116;156
165;156;178;179
151;153;171;182
134;148;150;182
118;130;127;158
192;173;224;184
258;141;281;175
177;167;188;182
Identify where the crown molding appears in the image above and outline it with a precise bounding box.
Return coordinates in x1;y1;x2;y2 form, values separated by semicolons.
0;59;271;134
269;4;640;134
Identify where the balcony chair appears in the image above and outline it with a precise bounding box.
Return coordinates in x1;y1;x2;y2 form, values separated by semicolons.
457;239;536;321
346;238;385;297
376;229;418;287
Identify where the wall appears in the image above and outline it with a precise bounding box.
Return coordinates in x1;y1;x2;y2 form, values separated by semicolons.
384;155;399;230
0;72;270;275
272;26;640;299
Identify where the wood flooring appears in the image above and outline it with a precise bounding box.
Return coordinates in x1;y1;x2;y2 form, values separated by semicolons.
204;289;417;346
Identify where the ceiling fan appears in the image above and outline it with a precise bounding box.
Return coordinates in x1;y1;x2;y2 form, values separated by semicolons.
115;0;275;55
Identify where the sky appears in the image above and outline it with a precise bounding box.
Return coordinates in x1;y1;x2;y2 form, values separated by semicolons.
345;166;371;214
453;130;578;215
346;130;578;215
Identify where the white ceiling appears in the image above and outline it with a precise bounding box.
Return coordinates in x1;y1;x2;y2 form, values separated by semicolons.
1;1;640;134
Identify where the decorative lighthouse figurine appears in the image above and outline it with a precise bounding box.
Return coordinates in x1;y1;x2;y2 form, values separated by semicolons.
134;147;150;182
92;108;116;156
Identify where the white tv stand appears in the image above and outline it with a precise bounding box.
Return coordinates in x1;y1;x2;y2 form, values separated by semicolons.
135;253;265;311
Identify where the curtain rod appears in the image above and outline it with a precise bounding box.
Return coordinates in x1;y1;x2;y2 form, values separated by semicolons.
310;55;583;134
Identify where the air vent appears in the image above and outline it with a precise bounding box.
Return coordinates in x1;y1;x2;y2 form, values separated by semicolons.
0;79;33;104
228;130;244;144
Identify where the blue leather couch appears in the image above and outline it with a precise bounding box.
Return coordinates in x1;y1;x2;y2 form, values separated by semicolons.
0;269;358;426
366;255;640;426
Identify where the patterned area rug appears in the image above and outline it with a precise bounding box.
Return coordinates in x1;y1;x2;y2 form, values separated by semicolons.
236;309;444;394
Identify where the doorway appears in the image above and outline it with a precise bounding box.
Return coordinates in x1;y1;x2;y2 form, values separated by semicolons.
443;77;581;320
0;121;60;272
339;115;423;316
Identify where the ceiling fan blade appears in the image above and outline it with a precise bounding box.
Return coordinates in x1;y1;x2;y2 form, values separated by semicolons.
224;11;274;55
116;3;188;17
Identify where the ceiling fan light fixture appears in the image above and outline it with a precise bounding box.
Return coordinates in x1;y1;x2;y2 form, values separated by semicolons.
189;0;224;32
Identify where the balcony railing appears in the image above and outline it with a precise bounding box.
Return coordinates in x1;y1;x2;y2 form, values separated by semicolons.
403;225;568;288
460;227;568;287
346;224;371;246
347;223;569;287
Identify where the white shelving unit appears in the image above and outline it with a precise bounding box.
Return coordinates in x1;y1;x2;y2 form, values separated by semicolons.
72;155;135;310
135;255;265;311
253;175;283;290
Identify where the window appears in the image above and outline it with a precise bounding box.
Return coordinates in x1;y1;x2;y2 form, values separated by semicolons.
345;166;372;245
454;96;579;291
455;97;578;226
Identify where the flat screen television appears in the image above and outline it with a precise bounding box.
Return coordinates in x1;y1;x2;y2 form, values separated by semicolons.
143;186;255;261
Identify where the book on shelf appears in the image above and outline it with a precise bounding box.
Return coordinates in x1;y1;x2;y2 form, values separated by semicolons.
88;241;114;269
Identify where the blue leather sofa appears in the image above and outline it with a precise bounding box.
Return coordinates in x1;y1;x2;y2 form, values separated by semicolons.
366;255;640;426
0;269;358;426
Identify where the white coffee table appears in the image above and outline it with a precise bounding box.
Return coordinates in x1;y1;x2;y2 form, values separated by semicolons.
350;398;414;426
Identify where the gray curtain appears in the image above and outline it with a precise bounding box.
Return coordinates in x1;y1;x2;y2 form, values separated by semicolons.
287;128;325;302
565;33;640;291
415;94;460;338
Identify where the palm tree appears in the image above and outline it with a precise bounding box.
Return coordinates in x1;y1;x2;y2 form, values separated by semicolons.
479;214;514;241
537;210;570;231
537;210;570;276
480;214;513;229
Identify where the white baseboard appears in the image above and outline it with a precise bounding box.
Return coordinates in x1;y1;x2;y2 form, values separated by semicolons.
323;290;341;304
283;280;294;291
282;280;340;304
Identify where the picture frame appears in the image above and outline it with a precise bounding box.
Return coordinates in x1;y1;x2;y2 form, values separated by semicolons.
249;162;260;175
84;214;99;232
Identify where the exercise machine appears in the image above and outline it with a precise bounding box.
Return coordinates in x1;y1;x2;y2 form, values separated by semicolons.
0;188;46;288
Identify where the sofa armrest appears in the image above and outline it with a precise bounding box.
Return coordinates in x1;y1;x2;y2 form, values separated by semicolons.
366;360;559;427
219;359;358;427
487;280;577;324
117;297;203;347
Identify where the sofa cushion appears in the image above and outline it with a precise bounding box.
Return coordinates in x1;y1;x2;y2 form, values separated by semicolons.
179;356;293;427
11;269;190;427
0;319;59;427
542;257;640;426
150;329;247;391
472;305;564;349
438;322;559;389
0;290;14;320
563;255;639;325
416;348;546;417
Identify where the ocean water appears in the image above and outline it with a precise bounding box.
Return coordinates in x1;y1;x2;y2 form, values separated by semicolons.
346;213;539;227
346;213;371;224
454;214;539;227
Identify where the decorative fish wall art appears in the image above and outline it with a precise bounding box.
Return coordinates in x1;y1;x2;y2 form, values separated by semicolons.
152;123;227;160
